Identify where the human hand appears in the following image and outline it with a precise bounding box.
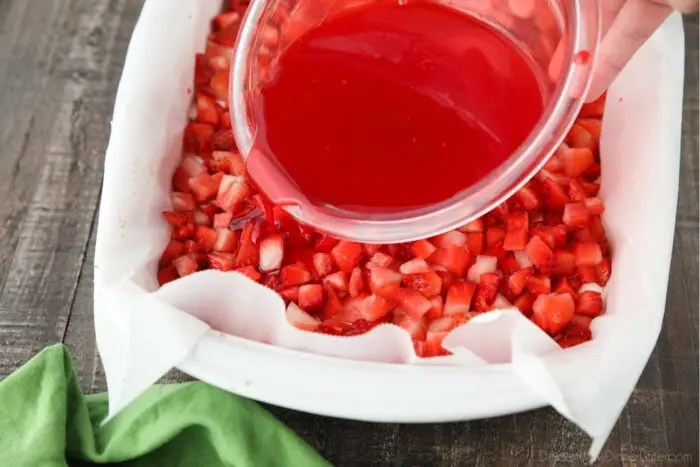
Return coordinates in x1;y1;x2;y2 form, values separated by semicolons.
588;0;699;101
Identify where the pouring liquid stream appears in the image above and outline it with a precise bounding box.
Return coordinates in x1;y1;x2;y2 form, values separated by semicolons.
245;0;545;220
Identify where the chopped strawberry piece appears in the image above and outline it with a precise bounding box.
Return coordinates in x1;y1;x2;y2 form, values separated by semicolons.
426;295;444;319
194;226;218;252
235;265;262;282
189;173;220;202
584;197;605;215
525;235;554;273
559;146;594;177
162;211;190;227
349;267;366;297
212;129;237;152
424;317;454;357
465;232;484;256
532;293;575;335
573;242;603;266
259;234;284;271
211;151;246;176
314;234;340;253
507;267;533;296
567;179;588;202
369;267;402;298
216;175;249;213
396;288;432;319
577;290;603;317
286;303;320;331
171;192;196;212
563;202;590;227
553;250;576;276
212;11;240;30
195;92;219;125
525;275;551;294
331;241;363;273
566;123;596;150
576;118;602;140
403;271;442;298
363;244;382;256
312;252;333;277
472;272;500;311
432;230;467;248
213;212;233;229
553;277;579;301
486;226;505;248
172;166;192;193
234;223;258;267
212;227;237;252
399;258;431;274
457;218;484;233
361;294;393;321
279;286;299;302
173;255;199;277
513;292;536;316
597;258;611;286
323;271;349;294
366;251;394;269
503;213;528;251
298;284;324;311
552;224;568;248
579;92;606;118
515;186;540;210
160;240;185;267
183;122;215;153
209;69;230;103
542;177;569;208
498;253;520;274
466;255;497;283
428;247;470;276
194;53;215;88
395;314;427;340
280;264;312;287
208;252;236;271
172;222;196;241
443;281;476;315
157;267;179;286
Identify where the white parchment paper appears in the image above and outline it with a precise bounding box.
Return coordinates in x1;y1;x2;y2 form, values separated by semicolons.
95;0;685;461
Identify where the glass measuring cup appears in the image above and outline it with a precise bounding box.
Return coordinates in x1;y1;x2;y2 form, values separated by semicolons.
231;0;600;243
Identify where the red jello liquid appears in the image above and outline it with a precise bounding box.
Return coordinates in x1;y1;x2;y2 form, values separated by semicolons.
251;1;544;214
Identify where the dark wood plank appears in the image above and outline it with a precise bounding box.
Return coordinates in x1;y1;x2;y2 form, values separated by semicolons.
0;2;693;466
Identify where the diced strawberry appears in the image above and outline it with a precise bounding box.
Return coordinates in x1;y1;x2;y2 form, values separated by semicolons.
576;118;602;140
212;11;240;30
503;213;528;251
443;281;476;315
424;317;454;357
514;250;533;269
314;234;340;253
208;252;236;271
366;251;394;269
552;224;568;248
209;69;230;103
557;334;591;348
183;122;215;153
286;303;320;331
577;265;598;284
172;223;196;241
507;267;533;296
543;153;564;172
513;292;536;316
432;230;467;248
181;155;207;177
235;265;262;282
349;267;366;297
212;227;237;252
194;53;215;89
311;252;333;277
162;211;190;227
457;218;484;233
525;236;554;273
188;173;220;202
563;202;590;227
515;186;540;210
216;175;249;212
369;267;402;298
579;93;606;118
553;277;579;301
428;247;470;276
542;177;569;208
194;226;217;252
360;294;394;321
498;253;520;274
465;232;484;256
363;244;382;256
213;212;233;229
559;146;594;177
403;271;442;298
466;255;497;283
157;267;179;286
597;258;611;286
396;288;432;319
577;290;603;317
211;151;246;176
426;295;444;319
525;275;551;294
280;264;312;287
173;255;199;277
395;314;427;340
234;223;258;267
212;129;237;152
387;243;412;263
573;242;603;266
195;92;219;125
160;240;185;267
553;249;576;275
399;258;431;274
472;272;500;311
172;167;192;193
279;286;300;302
584;197;605;215
259;234;284;271
298;284;324;311
567;179;588;202
171;192;196;212
322;288;344;319
323;271;349;294
566;123;596;150
532;293;575;335
492;293;512;309
409;239;437;259
486;226;505;248
331;241;363;273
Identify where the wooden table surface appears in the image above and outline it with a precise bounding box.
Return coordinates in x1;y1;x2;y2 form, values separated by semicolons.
0;1;696;465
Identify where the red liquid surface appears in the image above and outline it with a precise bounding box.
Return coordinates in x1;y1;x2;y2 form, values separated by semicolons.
252;1;544;213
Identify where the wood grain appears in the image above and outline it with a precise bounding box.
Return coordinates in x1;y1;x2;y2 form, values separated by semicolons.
0;2;696;465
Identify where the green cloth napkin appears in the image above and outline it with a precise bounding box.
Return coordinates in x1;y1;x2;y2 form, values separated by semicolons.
0;344;329;467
